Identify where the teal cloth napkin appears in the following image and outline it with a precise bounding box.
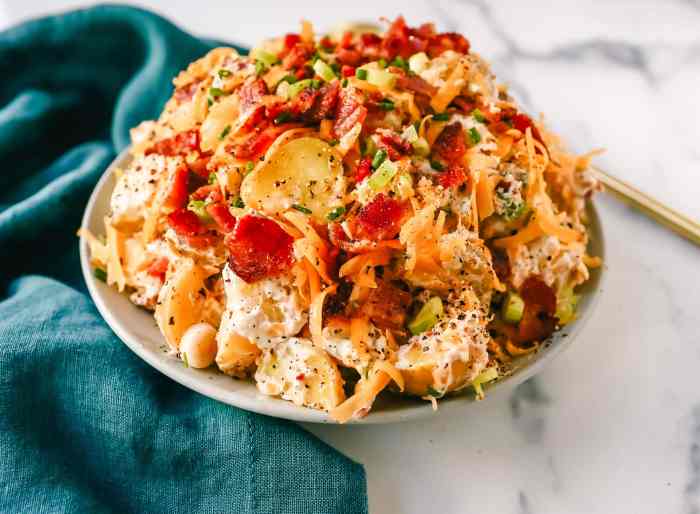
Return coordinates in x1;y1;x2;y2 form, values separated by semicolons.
0;5;367;513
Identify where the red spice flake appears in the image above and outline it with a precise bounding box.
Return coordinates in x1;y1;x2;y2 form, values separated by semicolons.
147;257;169;282
431;122;467;164
225;214;294;283
146;130;200;157
239;78;268;112
354;156;373;183
295;373;305;381
353;193;406;241
437;165;468;189
206;203;237;233
333;87;367;138
163;164;189;210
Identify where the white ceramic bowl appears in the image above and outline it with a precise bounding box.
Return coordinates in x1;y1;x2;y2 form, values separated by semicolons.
79;148;605;424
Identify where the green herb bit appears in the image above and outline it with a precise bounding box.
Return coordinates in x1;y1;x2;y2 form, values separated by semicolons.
371;148;388;169
378;58;387;69
93;267;107;282
408;296;444;335
502;291;525;324
426;386;444;398
208;172;218;185
255;60;267;76
368;159;398;190
341;78;349;88
355;68;368;80
207;97;213;107
326;206;346;221
310;79;321;89
432;112;450;121
274;112;293;124
232;197;245;209
209;87;226;98
219;125;231;140
472;108;486;123
430;159;445;171
188;199;211;220
182;352;189;368
378;99;395;111
245;161;255;173
281;74;298;84
292;204;312;215
468;127;482;144
390;56;408;70
218;69;232;79
328;139;339;146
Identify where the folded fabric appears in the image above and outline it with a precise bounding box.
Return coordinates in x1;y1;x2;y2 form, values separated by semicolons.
0;6;367;513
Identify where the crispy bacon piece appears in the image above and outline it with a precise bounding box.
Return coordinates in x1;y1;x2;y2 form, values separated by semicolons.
426;32;470;57
452;96;476;114
146;130;200;156
323;281;353;318
147;257;169;282
239;78;268;112
341;65;356;77
283;43;314;70
333;87;367;138
163;164;189;210
353;194;406;241
305;81;340;121
206;203;237;233
431;122;467;165
335;47;363;66
167;208;207;237
231;123;289;161
359;280;411;330
225;214;294;283
514;277;557;343
355;156;373;183
188;156;211;178
437;165;468;189
491;249;510;283
381;16;413;59
377;130;412;160
190;184;221;202
280;34;302;57
395;73;437;97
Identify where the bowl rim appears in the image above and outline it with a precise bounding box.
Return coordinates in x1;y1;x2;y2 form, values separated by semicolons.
79;147;606;424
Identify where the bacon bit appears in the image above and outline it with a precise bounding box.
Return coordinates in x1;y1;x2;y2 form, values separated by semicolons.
306;81;340;122
359;280;411;330
341;65;356;77
335;48;363;66
283;43;314;70
381;16;412;59
168;208;207;237
431;122;467;164
514;276;557;343
146;130;200;156
163;164;189;210
319;36;335;51
239;78;268;112
396;73;437;97
173;81;199;103
339;31;354;49
226;214;294;283
190;184;221;202
281;34;302;56
323;281;353;318
491;249;510;282
231;123;288;161
355;156;373;183
188;156;211;178
147;257;169;282
452;96;476;114
377;130;412;160
426;32;470;57
206;203;237;233
333;87;367;138
437;165;468;189
353;194;406;241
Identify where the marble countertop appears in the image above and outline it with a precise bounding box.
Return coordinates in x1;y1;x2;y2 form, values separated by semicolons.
4;1;699;512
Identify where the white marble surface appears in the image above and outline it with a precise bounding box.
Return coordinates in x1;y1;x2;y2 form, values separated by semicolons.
3;1;699;513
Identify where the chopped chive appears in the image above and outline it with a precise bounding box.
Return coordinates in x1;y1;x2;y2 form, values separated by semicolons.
292;204;312;214
341;78;349;87
232;197;245;208
371;148;388;169
378;58;387;69
378;99;395;111
207;97;213;107
274;112;293;124
430;159;445;171
310;79;321;89
245;161;255;173
219;125;231;140
255;60;267;76
209;87;226;98
328;139;339;146
326;206;346;221
355;68;368;80
390;56;408;70
281;74;297;84
187;199;211;220
468;127;482;144
217;69;232;79
182;352;189;368
208;172;218;185
472;108;486;123
432;112;450;121
426;385;444;398
94;267;107;282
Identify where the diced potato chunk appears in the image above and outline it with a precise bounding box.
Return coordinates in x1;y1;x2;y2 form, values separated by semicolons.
240;137;346;223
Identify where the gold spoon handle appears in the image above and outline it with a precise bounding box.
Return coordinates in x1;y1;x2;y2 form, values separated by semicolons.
591;166;700;247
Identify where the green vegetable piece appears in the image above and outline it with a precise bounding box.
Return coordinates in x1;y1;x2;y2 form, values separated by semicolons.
187;199;211;220
468;127;482;145
94;267;107;282
355;68;368;80
391;56;408;70
430;160;445;171
254;49;280;67
245;161;255;173
371;148;388;169
426;386;444;398
341;78;349;88
368;159;398;190
232;197;245;209
411;137;430;157
292;204;312;215
556;287;580;325
502;291;525;324
378;99;395;111
313;59;336;82
274;112;293;124
326;206;346;221
432;112;450;121
366;68;397;89
219;125;231;140
288;79;313;98
408;297;444;335
217;69;232;79
472;367;499;400
209;87;226;98
208;172;218;185
472;108;486;122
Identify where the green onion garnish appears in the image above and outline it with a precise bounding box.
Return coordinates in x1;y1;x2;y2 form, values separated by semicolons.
292;204;312;215
328;139;339;146
366;68;396;88
378;99;395;111
288;79;313;98
472;108;486;123
217;69;232;79
209;87;226;98
326;206;346;221
390;56;408;70
219;125;231;140
187;199;211;220
310;79;321;89
408;296;444;335
468;127;482;145
371;148;388;169
255;60;267;76
430;160;445;171
368;159;398;190
426;386;444;398
94;268;107;282
281;74;297;84
432;112;450;121
313;59;336;82
208;172;218;185
341;78;349;88
378;58;387;69
232;197;245;208
245;161;255;173
355;68;368;80
274;112;293;124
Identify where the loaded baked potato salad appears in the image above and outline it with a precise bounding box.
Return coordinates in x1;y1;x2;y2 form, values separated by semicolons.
81;17;601;422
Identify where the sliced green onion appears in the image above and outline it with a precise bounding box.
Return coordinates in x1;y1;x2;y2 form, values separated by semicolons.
412;137;430;157
310;79;321;89
378;99;395;111
408;296;444;335
219;125;231;140
255;60;267;75
468;127;482;144
355;68;368;80
366;68;397;89
328;139;339;146
182;352;189;368
368;159;398;190
187;199;211;220
432;112;450;122
361;137;377;157
274;112;293;124
209;87;226;98
430;160;445;171
426;385;444;398
341;78;349;87
253;49;280;67
472;108;486;123
292;204;312;215
208;172;218;185
288;79;313;98
408;52;429;73
326;206;346;221
472;367;499;400
555;287;580;325
232;197;245;209
217;69;232;79
313;59;336;82
502;291;525;324
402;124;419;143
371;148;388;169
245;161;255;173
280;74;298;84
94;267;107;282
378;58;387;69
390;56;408;70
